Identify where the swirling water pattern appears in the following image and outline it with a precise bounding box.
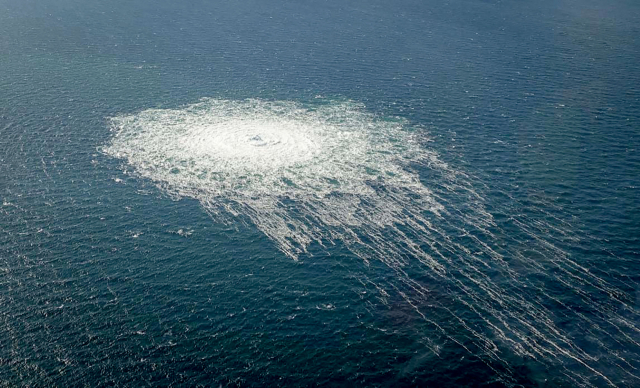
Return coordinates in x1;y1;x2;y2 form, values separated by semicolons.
103;97;639;387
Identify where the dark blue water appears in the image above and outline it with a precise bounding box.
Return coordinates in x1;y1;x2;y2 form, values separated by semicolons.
1;0;639;386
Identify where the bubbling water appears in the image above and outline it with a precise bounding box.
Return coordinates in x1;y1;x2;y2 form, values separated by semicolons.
104;98;639;387
104;98;445;260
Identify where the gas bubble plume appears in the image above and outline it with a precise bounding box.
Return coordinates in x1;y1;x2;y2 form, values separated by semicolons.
104;98;640;387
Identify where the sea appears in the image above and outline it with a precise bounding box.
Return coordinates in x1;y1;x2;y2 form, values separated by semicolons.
1;0;639;386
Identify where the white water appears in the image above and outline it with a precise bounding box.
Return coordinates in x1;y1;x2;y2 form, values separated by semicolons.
104;98;639;387
103;98;447;261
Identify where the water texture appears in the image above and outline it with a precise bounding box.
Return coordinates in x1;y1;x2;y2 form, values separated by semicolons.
1;0;639;386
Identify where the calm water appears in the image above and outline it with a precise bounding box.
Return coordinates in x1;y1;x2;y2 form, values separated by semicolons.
1;0;639;386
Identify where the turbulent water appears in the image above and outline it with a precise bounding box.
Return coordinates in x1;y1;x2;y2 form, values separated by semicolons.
2;0;640;386
104;98;639;387
104;99;446;260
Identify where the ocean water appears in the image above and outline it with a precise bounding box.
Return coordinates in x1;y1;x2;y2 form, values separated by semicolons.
1;0;639;386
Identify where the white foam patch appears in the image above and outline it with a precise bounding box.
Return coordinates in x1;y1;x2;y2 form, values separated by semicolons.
104;98;640;387
103;98;445;262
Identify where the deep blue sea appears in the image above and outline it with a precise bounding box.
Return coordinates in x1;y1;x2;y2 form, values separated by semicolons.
1;0;639;386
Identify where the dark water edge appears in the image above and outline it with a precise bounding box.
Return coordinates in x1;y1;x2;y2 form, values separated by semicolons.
1;0;639;386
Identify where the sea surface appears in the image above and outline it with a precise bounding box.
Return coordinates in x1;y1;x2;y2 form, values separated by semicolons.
1;0;639;386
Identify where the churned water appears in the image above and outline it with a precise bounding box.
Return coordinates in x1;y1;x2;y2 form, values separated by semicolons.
1;0;639;386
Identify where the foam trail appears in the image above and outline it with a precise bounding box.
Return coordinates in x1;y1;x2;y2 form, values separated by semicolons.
104;98;639;387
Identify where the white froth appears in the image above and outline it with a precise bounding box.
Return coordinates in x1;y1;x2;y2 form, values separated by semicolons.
103;98;640;387
104;98;443;258
105;99;427;201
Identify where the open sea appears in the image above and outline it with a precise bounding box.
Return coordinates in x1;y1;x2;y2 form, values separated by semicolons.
1;0;639;386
